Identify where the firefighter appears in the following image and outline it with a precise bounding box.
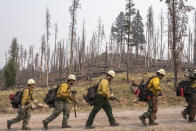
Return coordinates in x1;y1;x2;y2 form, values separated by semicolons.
7;79;37;130
42;74;77;130
139;69;166;126
186;69;196;122
85;70;119;129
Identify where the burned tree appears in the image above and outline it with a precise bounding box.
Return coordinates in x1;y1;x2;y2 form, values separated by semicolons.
146;6;154;68
69;0;80;74
160;0;193;89
45;8;51;88
194;11;196;65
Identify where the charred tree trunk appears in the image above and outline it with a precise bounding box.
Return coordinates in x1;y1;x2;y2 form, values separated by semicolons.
172;0;177;90
194;11;196;65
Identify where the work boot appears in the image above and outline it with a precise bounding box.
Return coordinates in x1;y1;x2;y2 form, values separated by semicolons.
22;126;31;130
42;120;48;130
188;117;196;122
62;125;72;128
7;120;11;129
85;125;95;129
110;123;119;127
181;111;187;120
139;116;147;126
149;120;159;126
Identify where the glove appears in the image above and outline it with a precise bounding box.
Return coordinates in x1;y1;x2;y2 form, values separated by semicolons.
109;96;115;101
33;99;38;104
159;92;163;96
21;105;29;110
21;105;25;110
71;91;77;97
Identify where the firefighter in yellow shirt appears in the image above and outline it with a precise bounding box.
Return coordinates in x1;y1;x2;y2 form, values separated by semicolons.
7;79;37;130
187;69;196;122
139;69;166;126
85;70;119;129
43;75;76;130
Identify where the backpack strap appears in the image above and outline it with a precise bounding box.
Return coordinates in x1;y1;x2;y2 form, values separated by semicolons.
146;76;157;89
96;79;103;92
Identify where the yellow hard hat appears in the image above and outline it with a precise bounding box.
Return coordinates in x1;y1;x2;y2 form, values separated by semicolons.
107;70;115;78
27;79;35;85
157;69;166;76
68;74;76;81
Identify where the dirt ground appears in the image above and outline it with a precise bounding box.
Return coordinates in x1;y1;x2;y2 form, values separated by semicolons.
1;106;196;131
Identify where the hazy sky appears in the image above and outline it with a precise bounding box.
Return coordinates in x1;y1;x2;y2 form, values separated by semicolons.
0;0;195;68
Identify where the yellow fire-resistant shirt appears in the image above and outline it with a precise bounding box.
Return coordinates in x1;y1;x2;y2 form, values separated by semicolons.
191;80;196;89
56;83;71;101
22;88;34;106
97;79;110;98
147;77;162;96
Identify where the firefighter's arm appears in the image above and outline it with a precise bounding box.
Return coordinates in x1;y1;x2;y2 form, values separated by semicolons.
153;77;162;91
31;94;35;100
22;89;29;106
99;80;110;98
59;84;71;99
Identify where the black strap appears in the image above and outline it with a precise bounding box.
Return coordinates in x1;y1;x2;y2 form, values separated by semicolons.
96;79;103;92
146;76;157;89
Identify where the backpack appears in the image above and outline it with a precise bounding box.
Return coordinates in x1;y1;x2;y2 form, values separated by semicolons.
136;77;155;102
44;84;61;108
83;80;102;105
176;80;191;97
9;88;30;109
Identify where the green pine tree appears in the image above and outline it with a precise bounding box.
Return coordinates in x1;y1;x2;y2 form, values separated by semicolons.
111;12;126;62
4;59;16;88
111;12;126;44
124;0;136;82
132;10;145;59
4;38;18;88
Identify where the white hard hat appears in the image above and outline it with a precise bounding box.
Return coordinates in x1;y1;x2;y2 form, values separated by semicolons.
107;70;115;78
68;74;76;81
193;69;196;74
27;79;35;85
157;69;166;76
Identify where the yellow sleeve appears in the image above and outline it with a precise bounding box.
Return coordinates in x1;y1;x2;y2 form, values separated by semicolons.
59;84;71;100
191;80;196;88
22;89;29;105
99;79;110;98
152;77;162;91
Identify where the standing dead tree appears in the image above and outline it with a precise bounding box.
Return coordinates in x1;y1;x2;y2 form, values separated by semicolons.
194;11;196;65
78;21;86;75
146;6;154;68
39;35;46;82
45;8;51;88
167;11;172;64
53;23;58;73
160;9;165;60
160;0;193;90
69;0;80;74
